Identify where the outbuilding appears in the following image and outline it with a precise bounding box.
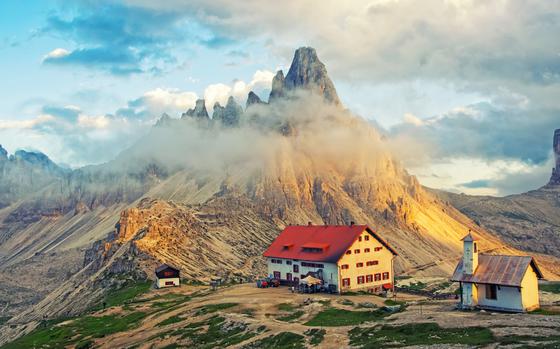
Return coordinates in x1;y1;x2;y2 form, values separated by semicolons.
451;233;543;312
155;264;180;288
263;223;398;293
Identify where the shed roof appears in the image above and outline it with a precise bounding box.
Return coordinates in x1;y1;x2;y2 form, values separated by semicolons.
451;254;544;287
263;225;397;263
155;263;179;273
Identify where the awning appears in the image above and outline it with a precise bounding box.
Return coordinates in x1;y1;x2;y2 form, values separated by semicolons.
300;275;322;285
382;283;393;290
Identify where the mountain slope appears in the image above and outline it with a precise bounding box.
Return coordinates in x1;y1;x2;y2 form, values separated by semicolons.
1;47;559;337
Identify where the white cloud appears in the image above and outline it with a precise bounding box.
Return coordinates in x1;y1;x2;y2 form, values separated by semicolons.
77;114;110;129
403;113;424;126
43;48;70;61
204;70;274;108
0;115;54;129
141;88;198;112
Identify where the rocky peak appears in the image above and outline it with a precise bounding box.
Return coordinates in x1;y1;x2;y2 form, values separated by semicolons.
284;47;341;105
223;96;243;127
550;129;560;185
268;70;285;102
182;99;209;119
212;102;225;121
246;91;264;108
0;145;7;161
155;113;173;128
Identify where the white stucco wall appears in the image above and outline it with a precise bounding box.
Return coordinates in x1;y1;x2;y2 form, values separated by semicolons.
157;277;180;288
266;257;339;287
477;284;522;311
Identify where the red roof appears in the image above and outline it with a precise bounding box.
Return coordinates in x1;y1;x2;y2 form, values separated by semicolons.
263;225;397;263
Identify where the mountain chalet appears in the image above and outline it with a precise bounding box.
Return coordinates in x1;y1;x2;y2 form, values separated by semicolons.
263;224;398;293
451;233;543;312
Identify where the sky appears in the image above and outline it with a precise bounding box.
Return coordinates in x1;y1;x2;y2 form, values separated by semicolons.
1;0;559;196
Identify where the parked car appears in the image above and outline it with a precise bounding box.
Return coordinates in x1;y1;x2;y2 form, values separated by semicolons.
256;279;269;288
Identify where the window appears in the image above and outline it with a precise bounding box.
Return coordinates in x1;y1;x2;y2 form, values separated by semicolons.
382;272;389;280
293;265;299;273
273;271;281;279
357;276;365;284
474;242;478;253
165;281;175;286
346;250;352;255
374;273;381;281
286;261;292;265
287;273;293;281
271;259;283;264
341;264;349;270
356;262;364;268
366;274;373;283
163;271;175;277
364;235;370;241
366;260;378;266
358;236;362;242
354;249;361;254
302;247;323;253
485;284;497;300
364;248;371;253
301;262;324;268
374;247;382;252
342;278;350;287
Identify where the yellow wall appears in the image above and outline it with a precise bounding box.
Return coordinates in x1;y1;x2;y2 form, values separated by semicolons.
520;267;540;311
157;277;180;288
337;230;395;292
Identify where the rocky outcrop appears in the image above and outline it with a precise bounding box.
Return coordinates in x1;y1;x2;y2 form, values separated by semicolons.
268;47;341;105
181;99;209;119
284;47;341;105
246;91;264;108
155;113;173;128
550;129;560;185
268;70;285;102
214;97;243;127
0;145;7;161
212;102;225;121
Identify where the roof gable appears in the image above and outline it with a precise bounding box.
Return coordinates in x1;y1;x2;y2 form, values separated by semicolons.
263;225;397;263
451;254;543;287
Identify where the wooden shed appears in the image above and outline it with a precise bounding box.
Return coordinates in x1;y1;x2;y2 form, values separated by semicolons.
155;264;180;288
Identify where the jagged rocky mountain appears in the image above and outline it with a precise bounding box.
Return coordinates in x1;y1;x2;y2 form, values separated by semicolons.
1;47;559;342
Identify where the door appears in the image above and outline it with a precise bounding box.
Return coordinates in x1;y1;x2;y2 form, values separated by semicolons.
286;273;293;281
293;264;299;273
273;271;281;279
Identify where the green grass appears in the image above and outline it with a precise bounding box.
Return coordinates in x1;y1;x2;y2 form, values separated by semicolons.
540;282;560;294
384;299;406;306
97;280;152;309
162;315;258;349
348;323;495;348
304;307;388;327
304;328;326;346
277;303;296;311
403;281;427;291
1;312;147;349
530;308;560;316
157;315;183;327
277;310;305;322
194;302;238;316
242;332;306;349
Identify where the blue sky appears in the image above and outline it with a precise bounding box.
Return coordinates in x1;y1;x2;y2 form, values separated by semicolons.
1;0;559;196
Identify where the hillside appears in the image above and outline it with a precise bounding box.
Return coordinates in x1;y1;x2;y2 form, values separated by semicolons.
434;185;560;259
1;47;560;341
